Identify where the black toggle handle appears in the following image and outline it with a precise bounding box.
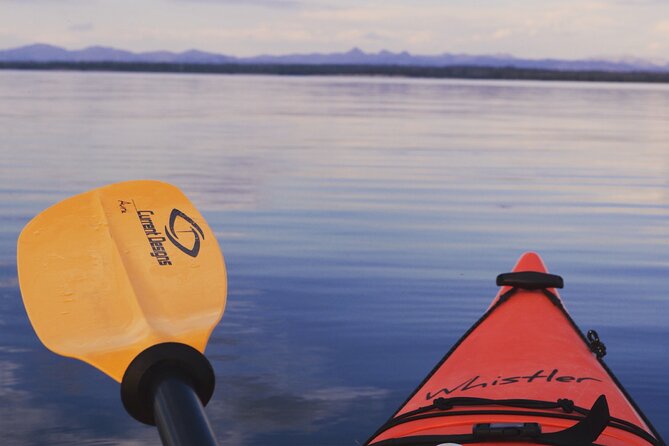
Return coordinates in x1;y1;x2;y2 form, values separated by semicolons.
496;271;564;289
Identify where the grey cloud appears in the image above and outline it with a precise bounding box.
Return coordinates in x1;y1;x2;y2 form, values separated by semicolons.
69;23;94;32
0;0;83;2
168;0;303;8
364;32;386;41
607;0;666;4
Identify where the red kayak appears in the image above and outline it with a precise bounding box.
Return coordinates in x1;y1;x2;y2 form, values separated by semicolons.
365;252;664;446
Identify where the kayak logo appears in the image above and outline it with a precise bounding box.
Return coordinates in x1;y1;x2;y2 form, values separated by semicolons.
425;369;603;400
165;209;205;258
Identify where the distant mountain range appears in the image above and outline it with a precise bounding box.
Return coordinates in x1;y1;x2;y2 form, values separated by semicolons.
2;43;668;72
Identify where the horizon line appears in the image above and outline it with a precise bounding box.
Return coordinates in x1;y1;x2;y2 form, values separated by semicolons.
3;42;667;65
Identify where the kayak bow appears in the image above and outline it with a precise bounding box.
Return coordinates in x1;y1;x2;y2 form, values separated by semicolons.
366;252;664;446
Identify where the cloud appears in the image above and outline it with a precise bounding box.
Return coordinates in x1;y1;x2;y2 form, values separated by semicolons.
653;19;669;36
168;0;302;8
606;0;666;4
301;6;416;22
0;0;86;3
200;25;313;42
68;22;94;32
363;32;385;41
407;31;433;45
492;28;513;40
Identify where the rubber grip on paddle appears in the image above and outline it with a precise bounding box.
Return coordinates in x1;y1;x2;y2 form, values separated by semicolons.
120;342;215;425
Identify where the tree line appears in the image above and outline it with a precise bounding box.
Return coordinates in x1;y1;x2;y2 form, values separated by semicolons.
2;61;669;83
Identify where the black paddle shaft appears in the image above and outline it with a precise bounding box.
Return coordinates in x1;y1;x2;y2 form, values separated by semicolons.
152;368;219;446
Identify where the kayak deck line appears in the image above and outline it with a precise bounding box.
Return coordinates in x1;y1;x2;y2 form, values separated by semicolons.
369;396;611;445
369;399;658;444
365;252;665;446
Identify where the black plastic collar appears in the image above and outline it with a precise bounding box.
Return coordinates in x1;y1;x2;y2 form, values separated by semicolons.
496;271;564;289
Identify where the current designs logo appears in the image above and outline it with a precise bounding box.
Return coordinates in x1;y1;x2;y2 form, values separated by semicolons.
137;210;174;266
165;208;205;257
134;206;204;266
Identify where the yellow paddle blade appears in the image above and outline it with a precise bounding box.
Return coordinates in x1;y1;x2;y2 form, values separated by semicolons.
17;180;227;382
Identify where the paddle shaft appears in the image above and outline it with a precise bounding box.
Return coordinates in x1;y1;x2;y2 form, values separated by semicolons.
152;369;219;446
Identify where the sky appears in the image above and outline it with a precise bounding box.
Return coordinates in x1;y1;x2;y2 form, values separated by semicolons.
1;0;669;60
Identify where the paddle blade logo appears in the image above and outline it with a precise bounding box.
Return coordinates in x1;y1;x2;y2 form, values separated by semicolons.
165;209;205;257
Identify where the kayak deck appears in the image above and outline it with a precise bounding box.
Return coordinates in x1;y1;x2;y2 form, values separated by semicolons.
366;252;664;446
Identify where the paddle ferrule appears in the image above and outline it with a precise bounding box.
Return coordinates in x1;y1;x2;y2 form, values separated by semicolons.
121;342;219;445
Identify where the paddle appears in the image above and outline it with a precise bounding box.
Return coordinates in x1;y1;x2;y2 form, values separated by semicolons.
17;180;227;446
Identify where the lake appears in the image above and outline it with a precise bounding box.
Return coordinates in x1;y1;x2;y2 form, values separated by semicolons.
0;70;667;444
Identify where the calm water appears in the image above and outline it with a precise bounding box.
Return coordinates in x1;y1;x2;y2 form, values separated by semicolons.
0;71;667;444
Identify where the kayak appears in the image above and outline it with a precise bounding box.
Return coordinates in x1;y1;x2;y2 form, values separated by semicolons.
365;252;665;446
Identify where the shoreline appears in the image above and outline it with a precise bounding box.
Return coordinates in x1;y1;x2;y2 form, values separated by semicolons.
2;61;669;84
